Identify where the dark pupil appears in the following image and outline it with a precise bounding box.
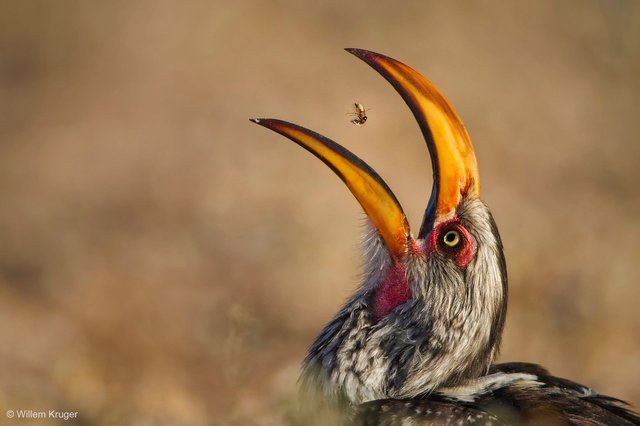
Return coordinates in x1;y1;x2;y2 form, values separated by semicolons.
446;232;456;242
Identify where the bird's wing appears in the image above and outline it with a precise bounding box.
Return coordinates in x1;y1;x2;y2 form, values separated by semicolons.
487;362;640;425
353;363;640;425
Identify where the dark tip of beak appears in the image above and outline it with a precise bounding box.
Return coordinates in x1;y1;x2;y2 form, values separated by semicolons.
345;48;372;58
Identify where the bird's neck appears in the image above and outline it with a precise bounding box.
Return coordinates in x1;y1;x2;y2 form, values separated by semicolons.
300;283;503;405
300;208;508;405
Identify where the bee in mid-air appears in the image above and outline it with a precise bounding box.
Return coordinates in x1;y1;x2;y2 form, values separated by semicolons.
348;102;370;126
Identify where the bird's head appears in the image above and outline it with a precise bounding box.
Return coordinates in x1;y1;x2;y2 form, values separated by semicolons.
251;49;508;406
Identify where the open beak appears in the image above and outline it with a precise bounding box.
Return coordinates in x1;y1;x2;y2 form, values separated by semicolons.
346;49;479;238
249;118;411;260
250;49;479;258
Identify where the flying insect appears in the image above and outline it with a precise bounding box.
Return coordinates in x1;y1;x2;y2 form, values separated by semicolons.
348;102;369;126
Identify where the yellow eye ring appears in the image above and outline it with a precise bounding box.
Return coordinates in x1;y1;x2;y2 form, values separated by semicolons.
443;230;461;247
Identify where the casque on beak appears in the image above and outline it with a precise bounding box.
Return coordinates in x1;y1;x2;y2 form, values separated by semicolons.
250;48;479;259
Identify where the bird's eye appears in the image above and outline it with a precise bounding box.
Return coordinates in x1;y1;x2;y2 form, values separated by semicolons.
442;230;461;248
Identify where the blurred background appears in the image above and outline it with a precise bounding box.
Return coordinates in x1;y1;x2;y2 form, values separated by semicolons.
1;1;639;425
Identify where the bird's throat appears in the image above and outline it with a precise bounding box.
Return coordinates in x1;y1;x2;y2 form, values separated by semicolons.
371;265;411;322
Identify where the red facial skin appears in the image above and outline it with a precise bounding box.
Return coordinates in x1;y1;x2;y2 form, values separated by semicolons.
371;263;411;322
370;217;477;322
426;217;477;269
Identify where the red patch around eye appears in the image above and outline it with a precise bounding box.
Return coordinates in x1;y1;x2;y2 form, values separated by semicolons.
371;264;411;322
426;218;477;269
453;225;476;268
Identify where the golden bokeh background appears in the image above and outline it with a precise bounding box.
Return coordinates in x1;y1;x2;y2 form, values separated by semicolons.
1;1;639;425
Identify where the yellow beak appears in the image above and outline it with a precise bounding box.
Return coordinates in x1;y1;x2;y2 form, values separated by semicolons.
346;49;479;238
251;49;480;258
249;118;411;260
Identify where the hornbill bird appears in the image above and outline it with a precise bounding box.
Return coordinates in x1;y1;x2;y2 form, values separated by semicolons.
250;49;640;425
